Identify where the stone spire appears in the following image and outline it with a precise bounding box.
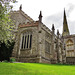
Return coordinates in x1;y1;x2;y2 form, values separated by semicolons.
38;11;43;23
19;4;22;10
62;9;70;36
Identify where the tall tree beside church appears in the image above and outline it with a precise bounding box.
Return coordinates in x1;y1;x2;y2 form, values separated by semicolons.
0;0;17;43
0;0;17;61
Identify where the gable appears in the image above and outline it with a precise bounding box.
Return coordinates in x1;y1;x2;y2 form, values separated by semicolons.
10;10;34;30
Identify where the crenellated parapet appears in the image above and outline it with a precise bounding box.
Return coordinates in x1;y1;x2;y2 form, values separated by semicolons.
18;21;39;28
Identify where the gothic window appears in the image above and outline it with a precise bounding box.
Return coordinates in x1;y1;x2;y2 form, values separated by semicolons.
45;41;50;53
66;39;74;50
66;39;74;57
67;50;74;57
21;32;32;50
45;32;51;53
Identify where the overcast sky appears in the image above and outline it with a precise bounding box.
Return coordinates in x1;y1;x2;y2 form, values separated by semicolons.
11;0;75;34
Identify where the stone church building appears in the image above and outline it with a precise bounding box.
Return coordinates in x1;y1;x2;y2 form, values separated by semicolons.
10;5;75;64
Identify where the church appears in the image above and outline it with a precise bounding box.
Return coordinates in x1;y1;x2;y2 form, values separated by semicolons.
10;5;75;64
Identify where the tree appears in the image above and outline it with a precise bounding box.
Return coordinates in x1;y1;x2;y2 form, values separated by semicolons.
0;0;17;61
0;40;15;61
0;0;17;43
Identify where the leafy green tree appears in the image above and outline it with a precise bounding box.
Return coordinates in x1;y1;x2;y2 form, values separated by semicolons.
0;0;17;61
0;0;17;43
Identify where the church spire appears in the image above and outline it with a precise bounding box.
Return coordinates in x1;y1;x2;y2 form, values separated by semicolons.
62;9;70;36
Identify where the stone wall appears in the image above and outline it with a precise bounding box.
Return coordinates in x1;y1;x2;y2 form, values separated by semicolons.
66;57;75;64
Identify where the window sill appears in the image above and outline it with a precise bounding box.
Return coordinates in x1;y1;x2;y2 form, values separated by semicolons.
20;48;31;51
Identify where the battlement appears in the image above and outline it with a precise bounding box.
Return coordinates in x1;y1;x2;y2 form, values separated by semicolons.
19;21;39;28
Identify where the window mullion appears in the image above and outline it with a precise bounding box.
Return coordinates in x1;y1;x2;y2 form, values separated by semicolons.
23;33;25;49
24;35;26;49
26;34;28;49
27;35;29;48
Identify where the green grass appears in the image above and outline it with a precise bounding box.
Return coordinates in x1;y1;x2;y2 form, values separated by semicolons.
0;63;75;75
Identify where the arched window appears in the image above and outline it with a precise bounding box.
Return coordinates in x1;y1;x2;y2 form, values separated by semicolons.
66;39;74;57
45;41;50;53
20;31;32;50
66;39;74;50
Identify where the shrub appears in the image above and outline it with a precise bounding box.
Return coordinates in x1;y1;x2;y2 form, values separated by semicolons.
10;58;16;63
3;60;8;63
0;40;15;62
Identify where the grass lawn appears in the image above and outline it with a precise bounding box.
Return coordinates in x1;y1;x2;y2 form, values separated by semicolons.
0;63;75;75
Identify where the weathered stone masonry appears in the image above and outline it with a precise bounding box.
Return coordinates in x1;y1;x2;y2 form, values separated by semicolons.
11;6;75;64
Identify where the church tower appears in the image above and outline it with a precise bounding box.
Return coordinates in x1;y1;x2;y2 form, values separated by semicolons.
62;9;70;36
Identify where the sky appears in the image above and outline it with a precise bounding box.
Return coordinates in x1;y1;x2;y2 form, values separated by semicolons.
11;0;75;34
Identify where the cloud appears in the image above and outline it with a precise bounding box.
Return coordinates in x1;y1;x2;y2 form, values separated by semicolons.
66;3;75;17
66;3;75;34
68;20;75;34
43;12;63;34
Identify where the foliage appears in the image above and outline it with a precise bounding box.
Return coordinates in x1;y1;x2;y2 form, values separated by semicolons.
0;63;75;75
0;0;17;43
0;40;15;62
3;60;8;63
10;58;16;62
